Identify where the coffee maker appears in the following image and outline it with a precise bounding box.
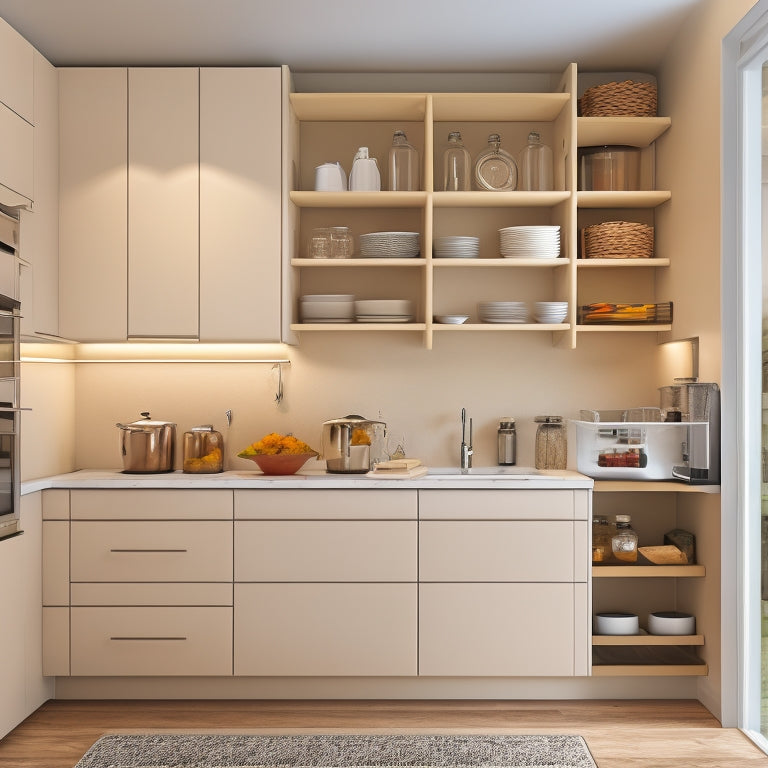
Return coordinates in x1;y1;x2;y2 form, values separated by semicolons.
658;380;720;484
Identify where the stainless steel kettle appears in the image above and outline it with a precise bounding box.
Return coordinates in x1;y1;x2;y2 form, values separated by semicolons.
116;412;176;473
321;414;387;473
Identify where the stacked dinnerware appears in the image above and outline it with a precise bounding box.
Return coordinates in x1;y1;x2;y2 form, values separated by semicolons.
359;231;420;258
533;301;569;324
433;236;480;258
300;294;355;323
478;301;529;323
354;299;413;323
498;225;560;259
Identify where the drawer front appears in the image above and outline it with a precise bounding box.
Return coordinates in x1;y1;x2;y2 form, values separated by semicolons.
71;606;232;676
234;489;417;520
418;489;578;520
71;489;233;520
420;520;575;582
235;520;417;581
234;583;417;676
419;583;575;676
71;520;232;582
71;582;233;607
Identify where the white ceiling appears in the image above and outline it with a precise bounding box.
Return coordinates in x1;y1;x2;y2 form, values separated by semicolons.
0;0;705;73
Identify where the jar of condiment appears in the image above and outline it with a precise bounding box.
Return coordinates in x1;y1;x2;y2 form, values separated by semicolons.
534;415;567;469
497;418;517;466
611;514;639;563
183;425;224;474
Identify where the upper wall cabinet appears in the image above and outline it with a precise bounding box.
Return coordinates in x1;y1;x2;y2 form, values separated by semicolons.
0;17;33;122
58;67;283;343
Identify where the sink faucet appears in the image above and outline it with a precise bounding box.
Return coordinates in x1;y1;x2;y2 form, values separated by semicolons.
460;408;473;470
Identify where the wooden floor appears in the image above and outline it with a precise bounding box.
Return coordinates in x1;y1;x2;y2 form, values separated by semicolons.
1;699;767;768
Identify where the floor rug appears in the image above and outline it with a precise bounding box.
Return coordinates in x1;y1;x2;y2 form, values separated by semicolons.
72;733;597;768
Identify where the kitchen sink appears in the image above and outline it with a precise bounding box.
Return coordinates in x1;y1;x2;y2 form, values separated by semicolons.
426;466;551;480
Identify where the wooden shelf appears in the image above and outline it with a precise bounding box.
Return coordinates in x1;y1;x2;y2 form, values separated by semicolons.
432;258;569;268
593;480;720;493
290;323;427;332
576;324;673;333
290;92;427;121
576;258;670;268
592;664;708;677
593;565;705;578
292;258;425;267
431;92;570;122
432;190;570;208
432;323;569;332
592;634;704;646
577;116;671;148
290;191;427;208
577;191;671;209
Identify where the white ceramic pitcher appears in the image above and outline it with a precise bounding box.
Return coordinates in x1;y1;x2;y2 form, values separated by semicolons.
349;147;381;191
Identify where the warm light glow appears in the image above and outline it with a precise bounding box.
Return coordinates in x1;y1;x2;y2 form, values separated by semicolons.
658;337;699;382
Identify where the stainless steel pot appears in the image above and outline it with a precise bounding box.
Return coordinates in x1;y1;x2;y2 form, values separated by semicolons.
116;412;176;473
321;414;387;474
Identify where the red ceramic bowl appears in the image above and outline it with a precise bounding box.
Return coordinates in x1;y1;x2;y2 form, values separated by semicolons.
245;452;317;475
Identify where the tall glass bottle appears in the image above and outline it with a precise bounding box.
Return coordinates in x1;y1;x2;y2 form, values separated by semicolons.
519;131;554;191
474;133;517;190
388;130;419;191
442;131;471;191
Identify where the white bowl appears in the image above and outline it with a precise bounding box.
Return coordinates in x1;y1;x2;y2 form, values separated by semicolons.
594;612;639;635
647;611;695;635
435;314;469;324
300;299;355;320
354;299;412;316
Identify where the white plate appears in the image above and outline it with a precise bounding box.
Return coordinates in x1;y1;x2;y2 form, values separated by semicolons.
355;299;412;315
355;315;413;323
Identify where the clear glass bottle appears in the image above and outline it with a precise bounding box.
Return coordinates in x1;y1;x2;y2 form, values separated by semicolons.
388;130;419;191
534;415;567;469
182;425;224;474
497;418;517;465
518;131;554;191
611;514;639;563
442;131;471;191
474;133;517;191
592;515;613;563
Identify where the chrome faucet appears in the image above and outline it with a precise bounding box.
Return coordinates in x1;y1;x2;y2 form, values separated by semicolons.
460;408;473;470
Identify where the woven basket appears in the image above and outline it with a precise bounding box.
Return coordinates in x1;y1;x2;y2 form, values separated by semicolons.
583;221;654;259
579;80;657;117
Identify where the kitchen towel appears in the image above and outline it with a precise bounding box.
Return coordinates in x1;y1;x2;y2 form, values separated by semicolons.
73;732;597;768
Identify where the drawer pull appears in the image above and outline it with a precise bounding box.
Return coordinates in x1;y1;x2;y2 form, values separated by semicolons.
109;548;188;553
110;636;187;641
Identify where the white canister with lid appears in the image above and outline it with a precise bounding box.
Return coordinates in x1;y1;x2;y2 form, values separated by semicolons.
349;147;381;191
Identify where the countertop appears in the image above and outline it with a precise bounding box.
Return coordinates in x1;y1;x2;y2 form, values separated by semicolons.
21;468;594;493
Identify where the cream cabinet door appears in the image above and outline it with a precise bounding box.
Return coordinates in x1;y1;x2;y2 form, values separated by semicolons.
419;583;576;676
128;68;199;339
200;68;281;341
0;104;32;203
0;17;33;123
59;68;128;341
235;583;417;676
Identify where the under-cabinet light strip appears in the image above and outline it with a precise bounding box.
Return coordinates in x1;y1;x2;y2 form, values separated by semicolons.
21;357;291;364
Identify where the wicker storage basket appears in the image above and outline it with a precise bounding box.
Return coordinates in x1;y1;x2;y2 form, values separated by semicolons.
579;80;657;117
583;221;654;259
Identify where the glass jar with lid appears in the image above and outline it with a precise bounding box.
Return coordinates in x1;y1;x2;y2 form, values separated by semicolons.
518;131;554;191
183;425;224;473
388;130;419;191
611;514;639;563
474;133;517;191
442;131;471;191
534;415;566;469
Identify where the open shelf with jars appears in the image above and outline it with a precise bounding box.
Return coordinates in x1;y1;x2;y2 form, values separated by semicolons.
282;65;673;349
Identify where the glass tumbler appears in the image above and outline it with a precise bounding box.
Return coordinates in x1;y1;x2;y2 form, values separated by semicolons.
309;228;332;259
330;227;354;258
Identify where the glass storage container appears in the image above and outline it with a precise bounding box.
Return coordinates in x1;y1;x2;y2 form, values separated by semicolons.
497;418;517;465
388;130;419;191
474;133;517;191
518;131;554;191
183;425;224;473
442;131;471;191
534;415;567;470
611;514;639;562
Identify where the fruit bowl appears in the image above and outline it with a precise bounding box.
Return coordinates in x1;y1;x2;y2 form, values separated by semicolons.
242;452;318;475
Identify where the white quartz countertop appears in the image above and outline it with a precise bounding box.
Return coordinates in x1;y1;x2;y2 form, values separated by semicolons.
22;468;594;493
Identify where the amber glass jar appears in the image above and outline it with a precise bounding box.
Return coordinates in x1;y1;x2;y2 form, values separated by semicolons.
182;425;224;473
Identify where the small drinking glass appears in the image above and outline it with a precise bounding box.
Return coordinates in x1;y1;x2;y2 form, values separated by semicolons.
330;227;354;259
309;228;332;259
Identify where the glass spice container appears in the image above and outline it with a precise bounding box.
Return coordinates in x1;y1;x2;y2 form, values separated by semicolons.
534;415;567;469
611;514;639;563
183;425;224;474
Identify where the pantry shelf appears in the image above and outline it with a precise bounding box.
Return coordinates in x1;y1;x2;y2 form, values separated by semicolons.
592;480;720;493
432;258;570;268
592;565;706;578
576;324;673;333
591;664;708;677
291;258;426;267
432;323;569;332
290;92;428;121
290;191;427;208
576;258;670;268
577;191;672;209
290;323;427;332
577;116;672;148
432;191;570;208
592;634;704;646
431;91;570;121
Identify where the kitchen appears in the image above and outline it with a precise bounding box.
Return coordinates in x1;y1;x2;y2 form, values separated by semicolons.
0;0;762;764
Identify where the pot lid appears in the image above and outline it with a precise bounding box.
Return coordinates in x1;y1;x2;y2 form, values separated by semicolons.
323;414;385;427
116;411;177;430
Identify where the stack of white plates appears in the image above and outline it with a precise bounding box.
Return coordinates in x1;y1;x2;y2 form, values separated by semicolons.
355;299;413;323
534;301;569;324
499;225;561;259
478;301;529;323
433;236;480;258
300;294;355;323
359;231;420;258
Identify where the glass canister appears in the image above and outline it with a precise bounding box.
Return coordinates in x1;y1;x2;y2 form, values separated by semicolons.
497;418;517;465
592;515;614;563
183;425;224;473
474;133;517;191
442;131;471;191
518;131;554;191
611;514;639;563
534;415;567;469
388;129;419;191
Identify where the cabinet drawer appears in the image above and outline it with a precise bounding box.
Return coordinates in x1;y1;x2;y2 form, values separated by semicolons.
234;489;417;519
419;489;580;520
71;606;232;676
71;521;232;582
419;583;575;676
235;520;416;581
71;489;232;520
235;583;417;676
420;520;580;582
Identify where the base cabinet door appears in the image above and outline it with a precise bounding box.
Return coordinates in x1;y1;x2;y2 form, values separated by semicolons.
234;583;417;676
71;606;232;676
419;583;576;676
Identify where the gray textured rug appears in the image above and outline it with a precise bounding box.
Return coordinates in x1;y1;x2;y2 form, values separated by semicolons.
73;733;597;768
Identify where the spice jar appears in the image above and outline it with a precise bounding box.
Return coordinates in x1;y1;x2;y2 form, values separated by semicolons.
534;415;567;470
611;514;639;563
183;425;224;474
